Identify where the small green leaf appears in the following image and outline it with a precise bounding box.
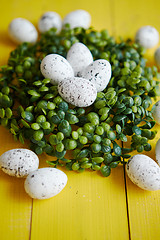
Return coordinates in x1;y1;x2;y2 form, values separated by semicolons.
113;142;122;156
0;108;5;118
100;165;111;177
77;149;89;159
119;133;128;142
28;90;41;97
113;115;127;122
132;126;141;135
123;108;132;115
6;108;12;118
19;133;24;144
21;119;30;128
116;124;121;134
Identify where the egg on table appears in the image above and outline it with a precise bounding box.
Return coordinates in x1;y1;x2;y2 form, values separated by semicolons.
58;77;97;107
62;9;91;29
8;18;38;44
24;167;68;199
80;59;112;92
152;100;160;124
155;138;160;166
0;148;39;178
38;11;62;33
135;25;159;49
40;54;74;85
66;42;93;76
126;154;160;191
154;47;160;67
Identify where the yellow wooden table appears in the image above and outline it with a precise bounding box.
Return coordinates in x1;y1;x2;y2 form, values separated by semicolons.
0;0;160;239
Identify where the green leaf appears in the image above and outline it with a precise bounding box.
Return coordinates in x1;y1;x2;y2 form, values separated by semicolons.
77;149;89;159
132;126;141;135
28;90;41;97
100;165;111;177
123;108;132;115
21;111;34;122
113;115;127;122
113;142;122;156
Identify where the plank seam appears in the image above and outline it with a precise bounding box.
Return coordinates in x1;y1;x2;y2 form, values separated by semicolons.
122;150;131;240
29;198;33;240
109;0;131;237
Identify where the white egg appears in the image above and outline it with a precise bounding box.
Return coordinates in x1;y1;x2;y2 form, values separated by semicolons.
8;18;38;44
58;77;97;107
155;139;160;166
0;149;39;178
135;26;159;49
63;9;91;29
40;54;74;85
66;42;93;76
152;100;160;124
126;154;160;191
24;168;68;199
154;47;160;66
80;59;112;92
38;11;62;33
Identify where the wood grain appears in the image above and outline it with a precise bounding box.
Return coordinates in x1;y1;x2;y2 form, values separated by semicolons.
1;0;160;239
113;0;160;239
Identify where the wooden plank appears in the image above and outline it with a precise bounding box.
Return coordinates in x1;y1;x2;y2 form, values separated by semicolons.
0;3;34;238
112;0;160;63
112;0;160;39
0;0;129;239
30;165;129;240
27;1;128;240
123;127;160;240
113;0;160;239
0;127;32;240
126;170;160;240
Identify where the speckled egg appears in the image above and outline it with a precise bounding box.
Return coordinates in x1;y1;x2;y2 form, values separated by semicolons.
126;154;160;191
58;77;97;107
62;9;91;29
152;100;160;124
135;26;159;49
8;18;38;44
155;139;160;166
66;42;93;76
40;54;74;85
38;11;62;33
0;149;39;178
80;59;112;92
24;168;68;199
154;47;160;66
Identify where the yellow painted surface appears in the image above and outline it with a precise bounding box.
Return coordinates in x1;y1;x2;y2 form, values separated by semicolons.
31;166;128;240
0;127;32;240
113;1;160;239
0;0;160;240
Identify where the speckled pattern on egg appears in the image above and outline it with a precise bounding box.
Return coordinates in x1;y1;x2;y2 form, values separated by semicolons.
38;11;62;33
24;168;68;199
81;59;112;92
66;42;93;76
8;18;38;44
0;149;39;177
62;9;91;29
58;77;97;107
40;54;74;85
126;154;160;191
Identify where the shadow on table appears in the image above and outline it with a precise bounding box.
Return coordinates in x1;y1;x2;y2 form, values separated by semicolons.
0;170;32;202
